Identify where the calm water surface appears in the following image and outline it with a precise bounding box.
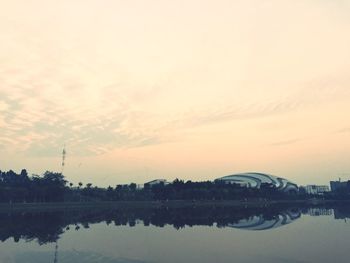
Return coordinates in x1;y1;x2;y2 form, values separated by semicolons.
0;205;349;263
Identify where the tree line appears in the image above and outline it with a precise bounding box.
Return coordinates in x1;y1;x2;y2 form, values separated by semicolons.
0;169;66;203
1;169;349;203
0;169;298;203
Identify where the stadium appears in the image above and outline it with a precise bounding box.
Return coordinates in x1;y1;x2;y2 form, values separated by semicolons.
215;172;298;193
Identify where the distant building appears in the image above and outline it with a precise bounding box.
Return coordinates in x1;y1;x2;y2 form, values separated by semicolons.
330;181;350;192
144;179;168;188
304;185;330;195
215;172;298;193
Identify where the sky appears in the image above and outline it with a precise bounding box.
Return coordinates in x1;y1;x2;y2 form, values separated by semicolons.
0;0;349;186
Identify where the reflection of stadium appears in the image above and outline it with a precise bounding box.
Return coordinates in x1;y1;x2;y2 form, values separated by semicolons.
228;210;301;231
215;172;298;193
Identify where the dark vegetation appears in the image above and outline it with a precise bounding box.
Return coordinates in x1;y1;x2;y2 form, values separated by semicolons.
1;204;349;245
0;169;67;203
0;205;308;244
0;169;348;203
0;169;299;203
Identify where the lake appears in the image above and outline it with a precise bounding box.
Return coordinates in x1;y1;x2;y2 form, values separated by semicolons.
0;204;349;263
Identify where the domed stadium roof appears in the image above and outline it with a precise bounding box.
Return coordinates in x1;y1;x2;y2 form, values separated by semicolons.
215;172;298;192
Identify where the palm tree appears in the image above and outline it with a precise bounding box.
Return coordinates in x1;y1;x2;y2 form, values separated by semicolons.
78;182;83;202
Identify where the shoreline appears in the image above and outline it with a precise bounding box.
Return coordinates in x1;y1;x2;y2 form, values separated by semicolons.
0;199;350;212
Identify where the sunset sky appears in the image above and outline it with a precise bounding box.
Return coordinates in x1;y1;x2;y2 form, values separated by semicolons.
0;0;349;186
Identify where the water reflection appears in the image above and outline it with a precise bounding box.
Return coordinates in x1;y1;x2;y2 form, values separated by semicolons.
1;204;350;263
228;209;301;230
14;250;147;263
0;204;349;246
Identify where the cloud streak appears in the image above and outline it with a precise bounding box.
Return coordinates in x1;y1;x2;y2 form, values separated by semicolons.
1;73;349;157
269;138;305;147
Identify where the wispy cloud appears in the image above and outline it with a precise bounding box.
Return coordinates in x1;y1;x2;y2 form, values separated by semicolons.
1;74;349;156
0;84;165;156
269;138;305;147
335;127;350;134
161;75;350;130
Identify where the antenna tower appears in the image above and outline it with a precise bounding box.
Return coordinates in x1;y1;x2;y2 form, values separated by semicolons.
61;145;66;174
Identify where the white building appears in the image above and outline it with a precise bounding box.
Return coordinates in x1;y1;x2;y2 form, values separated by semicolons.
305;185;330;195
215;172;299;193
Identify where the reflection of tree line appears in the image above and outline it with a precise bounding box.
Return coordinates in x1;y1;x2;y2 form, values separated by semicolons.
0;211;64;244
0;204;317;245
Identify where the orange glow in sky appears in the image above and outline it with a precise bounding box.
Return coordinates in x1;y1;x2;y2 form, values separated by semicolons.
0;0;349;186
